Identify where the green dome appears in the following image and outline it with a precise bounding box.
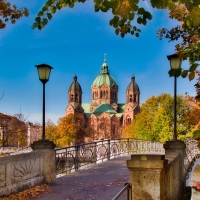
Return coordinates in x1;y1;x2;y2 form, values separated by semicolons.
92;59;118;88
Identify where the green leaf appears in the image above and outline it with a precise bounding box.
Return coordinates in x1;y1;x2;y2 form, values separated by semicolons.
131;30;134;35
115;28;119;35
135;32;139;37
193;130;200;138
40;22;45;29
32;22;38;30
119;20;124;27
113;16;119;24
129;13;134;20
186;17;192;27
131;4;138;12
42;6;48;12
141;18;147;25
137;7;145;15
69;2;74;8
181;70;188;78
94;3;100;12
168;69;175;77
175;68;182;77
43;18;48;25
35;17;41;23
130;0;139;3
50;6;56;14
38;11;43;17
47;13;52;20
185;0;193;11
188;72;195;81
113;23;118;28
189;63;199;72
121;32;125;38
137;17;143;24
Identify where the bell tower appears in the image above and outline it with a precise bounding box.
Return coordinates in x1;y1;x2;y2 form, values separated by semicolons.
66;74;84;115
126;75;140;107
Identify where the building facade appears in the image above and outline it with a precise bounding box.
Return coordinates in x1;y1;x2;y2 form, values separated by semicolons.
66;57;140;140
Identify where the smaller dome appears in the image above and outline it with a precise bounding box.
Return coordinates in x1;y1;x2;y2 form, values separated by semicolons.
68;74;82;93
126;75;140;93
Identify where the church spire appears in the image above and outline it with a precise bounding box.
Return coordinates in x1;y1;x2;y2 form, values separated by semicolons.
101;53;109;74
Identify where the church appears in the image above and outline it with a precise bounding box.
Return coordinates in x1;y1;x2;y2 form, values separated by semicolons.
66;56;140;140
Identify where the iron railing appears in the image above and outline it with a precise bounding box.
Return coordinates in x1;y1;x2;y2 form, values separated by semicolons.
55;138;164;175
112;183;132;200
184;139;200;179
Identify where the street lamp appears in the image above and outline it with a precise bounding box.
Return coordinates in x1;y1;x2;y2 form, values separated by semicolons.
167;54;182;140
36;64;53;140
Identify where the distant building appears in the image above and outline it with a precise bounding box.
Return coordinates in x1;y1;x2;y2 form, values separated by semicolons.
0;113;27;147
66;56;140;140
26;122;42;146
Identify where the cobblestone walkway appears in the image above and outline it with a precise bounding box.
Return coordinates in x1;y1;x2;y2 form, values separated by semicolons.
34;156;131;200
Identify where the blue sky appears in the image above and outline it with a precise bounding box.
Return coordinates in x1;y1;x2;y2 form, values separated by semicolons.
0;1;196;124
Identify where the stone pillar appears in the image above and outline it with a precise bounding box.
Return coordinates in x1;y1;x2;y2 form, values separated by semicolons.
127;154;168;200
163;140;186;187
31;139;56;183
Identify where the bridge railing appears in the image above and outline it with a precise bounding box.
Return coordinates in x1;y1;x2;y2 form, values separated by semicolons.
184;139;200;179
55;138;164;175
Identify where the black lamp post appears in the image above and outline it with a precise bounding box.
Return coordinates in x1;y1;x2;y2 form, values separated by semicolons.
36;64;53;140
167;54;182;140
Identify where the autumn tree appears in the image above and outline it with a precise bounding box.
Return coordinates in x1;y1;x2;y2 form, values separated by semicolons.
0;0;29;29
47;114;86;147
45;122;59;146
124;93;191;142
0;113;27;148
33;0;200;79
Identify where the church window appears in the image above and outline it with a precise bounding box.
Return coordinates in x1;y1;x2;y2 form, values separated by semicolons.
130;95;132;102
103;91;106;98
105;91;108;98
100;91;102;98
134;94;137;102
93;92;94;100
75;94;78;102
71;94;74;102
95;91;98;99
127;116;131;124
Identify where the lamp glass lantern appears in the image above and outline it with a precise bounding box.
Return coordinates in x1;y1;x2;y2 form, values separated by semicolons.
167;53;182;141
36;64;53;83
167;54;182;70
35;64;53;140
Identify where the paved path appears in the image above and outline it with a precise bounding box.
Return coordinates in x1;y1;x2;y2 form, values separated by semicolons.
34;156;131;200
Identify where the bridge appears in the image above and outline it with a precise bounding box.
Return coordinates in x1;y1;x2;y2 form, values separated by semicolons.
0;138;199;199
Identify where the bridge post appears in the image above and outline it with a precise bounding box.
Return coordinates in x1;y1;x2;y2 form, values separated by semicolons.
75;145;79;172
163;140;186;189
127;154;168;200
107;140;110;160
31;139;56;183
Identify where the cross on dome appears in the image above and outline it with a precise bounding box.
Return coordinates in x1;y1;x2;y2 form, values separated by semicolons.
104;53;106;62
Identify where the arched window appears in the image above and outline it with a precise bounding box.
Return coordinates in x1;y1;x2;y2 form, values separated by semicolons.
75;94;78;102
105;91;108;98
71;94;74;102
95;91;98;99
130;95;132;102
92;92;94;100
100;91;102;98
127;116;131;124
134;94;137;102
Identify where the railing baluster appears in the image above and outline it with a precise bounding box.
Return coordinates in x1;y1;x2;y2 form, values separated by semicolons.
55;138;165;175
